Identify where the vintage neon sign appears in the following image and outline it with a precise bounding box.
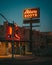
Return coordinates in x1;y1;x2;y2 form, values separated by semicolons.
23;8;40;18
6;26;20;41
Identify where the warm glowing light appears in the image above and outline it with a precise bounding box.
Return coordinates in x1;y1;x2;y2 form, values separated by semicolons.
15;34;20;40
24;15;26;18
6;26;12;35
24;9;37;14
23;8;40;18
35;14;37;16
33;10;37;13
0;42;1;45
8;42;11;48
9;27;12;35
6;25;21;41
33;14;35;16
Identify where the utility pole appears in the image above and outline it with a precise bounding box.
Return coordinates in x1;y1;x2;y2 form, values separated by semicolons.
12;21;14;58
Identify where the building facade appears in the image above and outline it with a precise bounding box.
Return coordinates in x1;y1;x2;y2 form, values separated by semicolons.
0;22;52;57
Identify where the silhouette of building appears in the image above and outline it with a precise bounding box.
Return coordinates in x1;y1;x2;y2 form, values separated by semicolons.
0;22;52;56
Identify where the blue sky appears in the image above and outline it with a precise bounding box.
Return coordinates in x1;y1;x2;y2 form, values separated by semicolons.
0;0;52;32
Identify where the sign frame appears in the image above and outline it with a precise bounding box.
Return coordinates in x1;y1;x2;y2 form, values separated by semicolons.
23;8;40;19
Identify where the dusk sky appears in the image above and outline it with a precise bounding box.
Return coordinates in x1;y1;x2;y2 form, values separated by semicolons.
0;0;52;32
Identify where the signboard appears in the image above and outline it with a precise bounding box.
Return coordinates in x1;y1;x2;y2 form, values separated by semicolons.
5;26;20;41
23;8;40;19
5;25;21;41
23;19;40;24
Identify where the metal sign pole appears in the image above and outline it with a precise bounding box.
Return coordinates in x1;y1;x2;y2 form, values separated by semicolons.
30;20;32;52
30;18;34;55
23;8;40;56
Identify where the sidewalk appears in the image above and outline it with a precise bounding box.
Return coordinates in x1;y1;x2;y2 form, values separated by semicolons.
0;54;52;60
0;55;52;65
0;54;34;60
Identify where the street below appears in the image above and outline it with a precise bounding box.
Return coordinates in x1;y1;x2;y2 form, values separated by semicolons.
0;55;52;65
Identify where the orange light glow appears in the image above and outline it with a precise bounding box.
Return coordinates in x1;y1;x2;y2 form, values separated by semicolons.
23;8;40;18
9;27;12;35
35;14;37;16
6;26;12;35
15;34;20;40
6;25;21;41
